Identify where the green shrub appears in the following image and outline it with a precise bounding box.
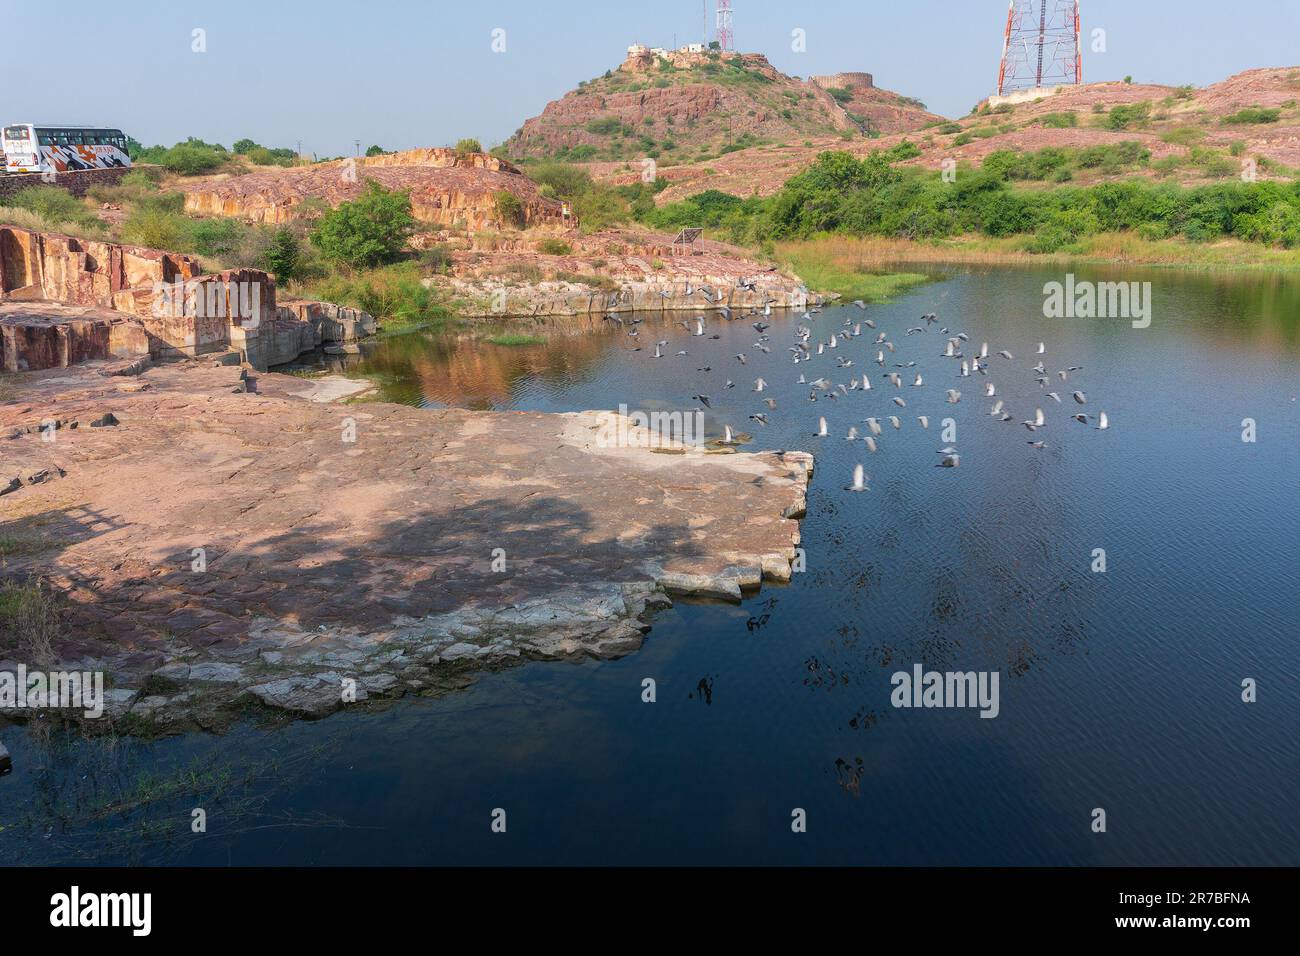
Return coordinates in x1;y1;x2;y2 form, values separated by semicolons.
310;180;416;269
1040;111;1078;128
494;190;525;228
120;207;188;250
263;228;301;281
537;238;573;255
1161;126;1205;146
1105;102;1151;130
1222;107;1281;125
304;262;446;328
159;143;227;175
6;186;86;225
455;138;483;154
186;217;244;258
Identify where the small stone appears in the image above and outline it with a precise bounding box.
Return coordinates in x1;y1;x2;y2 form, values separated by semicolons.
102;688;139;719
440;642;480;661
657;572;742;602
130;695;169;716
188;662;245;683
247;676;342;718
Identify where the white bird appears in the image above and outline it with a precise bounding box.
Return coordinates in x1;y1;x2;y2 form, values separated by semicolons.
694;317;705;336
861;374;872;391
998;350;1013;360
1036;342;1046;354
846;464;869;492
893;397;907;408
990;400;1004;416
918;416;929;429
846;426;859;440
889;416;902;430
938;454;960;468
912;374;924;387
985;383;996;397
1073;391;1087;405
754;378;766;392
864;436;878;453
980;343;989;359
946;390;962;404
816;417;828;437
865;418;883;436
1097;411;1110;430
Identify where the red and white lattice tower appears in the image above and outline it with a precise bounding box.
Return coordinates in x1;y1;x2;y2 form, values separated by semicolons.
996;0;1082;96
715;0;734;52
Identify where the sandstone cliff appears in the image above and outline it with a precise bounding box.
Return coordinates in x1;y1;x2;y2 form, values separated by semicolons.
0;226;374;371
182;148;570;231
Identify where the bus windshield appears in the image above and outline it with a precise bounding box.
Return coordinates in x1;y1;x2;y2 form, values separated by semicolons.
3;126;31;141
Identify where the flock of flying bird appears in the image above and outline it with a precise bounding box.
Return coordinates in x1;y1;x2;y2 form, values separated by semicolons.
604;280;1110;494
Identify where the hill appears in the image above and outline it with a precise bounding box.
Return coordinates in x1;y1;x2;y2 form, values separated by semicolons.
503;48;938;165
595;66;1300;205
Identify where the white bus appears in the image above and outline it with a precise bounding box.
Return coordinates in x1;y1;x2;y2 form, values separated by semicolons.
2;124;132;175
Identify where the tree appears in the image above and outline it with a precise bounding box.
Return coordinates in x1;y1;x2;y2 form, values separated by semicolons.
310;180;417;269
455;138;483;155
160;143;227;175
365;144;387;157
232;138;258;154
264;228;301;281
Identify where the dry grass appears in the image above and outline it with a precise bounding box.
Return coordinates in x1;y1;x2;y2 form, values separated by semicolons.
779;233;1300;273
0;577;62;665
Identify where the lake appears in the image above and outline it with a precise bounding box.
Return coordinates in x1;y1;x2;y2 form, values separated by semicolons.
2;263;1296;866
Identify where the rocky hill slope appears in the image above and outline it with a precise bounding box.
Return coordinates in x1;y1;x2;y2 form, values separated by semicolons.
504;49;937;164
610;66;1300;204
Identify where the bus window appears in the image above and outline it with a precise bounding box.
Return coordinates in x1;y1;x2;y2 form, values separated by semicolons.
3;126;30;141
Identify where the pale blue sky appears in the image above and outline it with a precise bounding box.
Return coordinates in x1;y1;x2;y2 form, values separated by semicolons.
5;0;1296;156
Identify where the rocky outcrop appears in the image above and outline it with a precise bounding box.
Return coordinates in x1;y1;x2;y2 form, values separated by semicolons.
443;227;819;317
181;148;571;231
0;302;149;372
0;361;813;732
0;226;376;371
0;225;202;306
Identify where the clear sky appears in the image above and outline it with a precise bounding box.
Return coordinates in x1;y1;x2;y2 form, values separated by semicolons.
5;0;1296;157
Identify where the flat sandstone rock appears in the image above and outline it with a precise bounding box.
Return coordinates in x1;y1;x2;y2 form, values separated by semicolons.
0;361;811;726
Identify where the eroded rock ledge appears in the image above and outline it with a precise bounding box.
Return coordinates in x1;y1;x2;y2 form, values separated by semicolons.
0;361;811;730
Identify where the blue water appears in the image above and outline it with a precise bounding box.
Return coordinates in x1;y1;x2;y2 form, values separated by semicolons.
2;263;1297;865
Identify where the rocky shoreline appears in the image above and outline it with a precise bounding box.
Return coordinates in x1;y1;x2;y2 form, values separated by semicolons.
0;358;812;735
